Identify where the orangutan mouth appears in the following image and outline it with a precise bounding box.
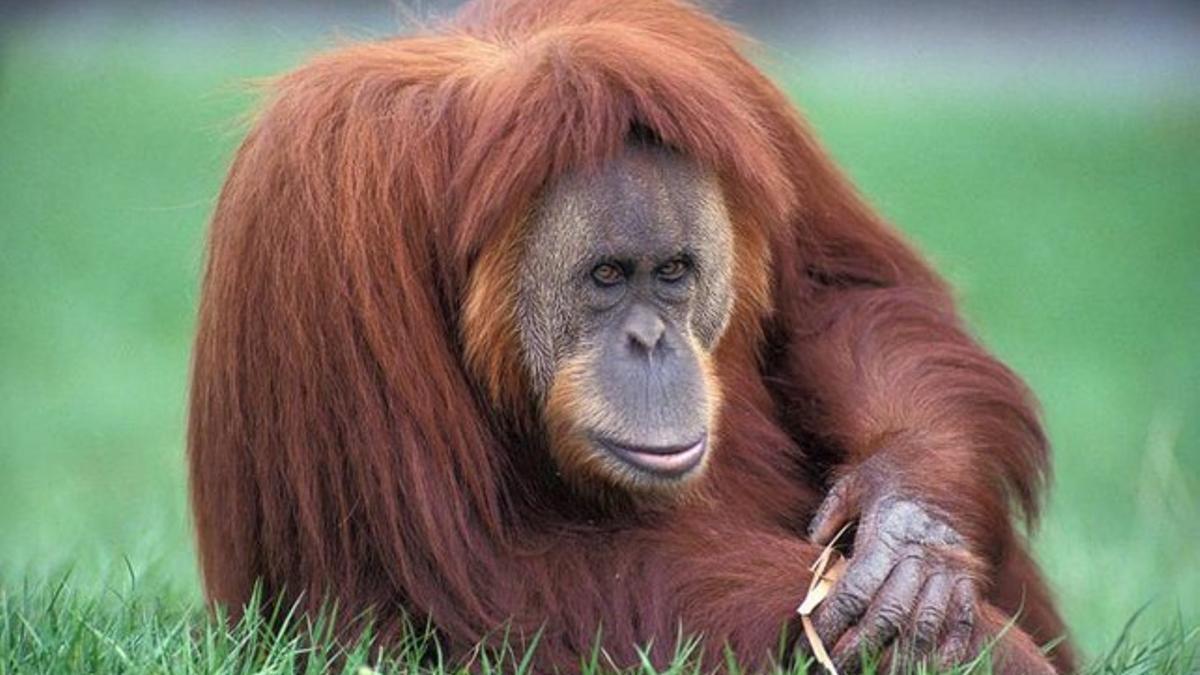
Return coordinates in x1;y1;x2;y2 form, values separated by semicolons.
600;435;707;477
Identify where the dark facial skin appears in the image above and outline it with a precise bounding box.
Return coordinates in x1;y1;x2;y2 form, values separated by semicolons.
517;143;734;490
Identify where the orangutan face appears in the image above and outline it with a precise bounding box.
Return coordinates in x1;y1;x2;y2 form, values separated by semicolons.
516;143;734;491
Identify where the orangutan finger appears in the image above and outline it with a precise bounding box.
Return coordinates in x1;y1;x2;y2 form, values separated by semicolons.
937;577;977;668
808;474;861;545
830;553;925;673
909;570;952;658
811;537;895;648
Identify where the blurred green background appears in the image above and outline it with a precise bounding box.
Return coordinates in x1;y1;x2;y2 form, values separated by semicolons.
1;3;1197;663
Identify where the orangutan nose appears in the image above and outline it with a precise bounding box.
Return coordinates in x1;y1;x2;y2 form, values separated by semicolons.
624;303;667;355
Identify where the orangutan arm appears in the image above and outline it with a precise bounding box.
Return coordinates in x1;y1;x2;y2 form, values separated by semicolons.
779;286;1050;668
511;517;1052;674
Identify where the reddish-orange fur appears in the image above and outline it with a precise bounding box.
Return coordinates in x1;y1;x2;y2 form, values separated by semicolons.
189;0;1073;671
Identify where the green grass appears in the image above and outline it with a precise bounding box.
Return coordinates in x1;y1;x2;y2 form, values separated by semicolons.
1;23;1198;674
2;579;1195;674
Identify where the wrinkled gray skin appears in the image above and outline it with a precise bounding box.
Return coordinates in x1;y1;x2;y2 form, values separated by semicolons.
517;143;733;480
519;143;979;670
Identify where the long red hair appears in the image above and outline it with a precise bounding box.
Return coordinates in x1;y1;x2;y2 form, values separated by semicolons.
190;0;1058;668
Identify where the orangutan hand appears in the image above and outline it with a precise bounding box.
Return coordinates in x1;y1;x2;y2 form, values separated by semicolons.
807;464;981;672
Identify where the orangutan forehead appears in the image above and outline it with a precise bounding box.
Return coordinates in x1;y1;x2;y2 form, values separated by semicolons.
527;145;732;267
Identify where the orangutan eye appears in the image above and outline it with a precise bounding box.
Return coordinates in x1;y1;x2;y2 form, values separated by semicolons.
655;258;690;282
591;263;625;287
